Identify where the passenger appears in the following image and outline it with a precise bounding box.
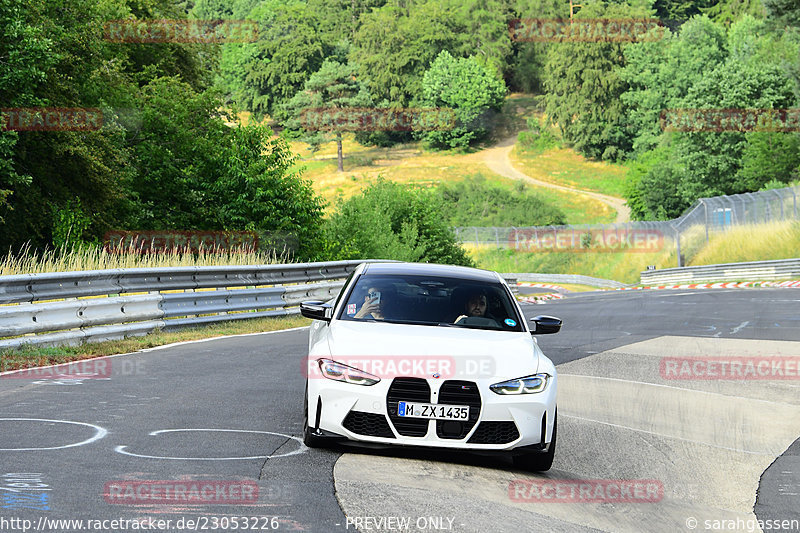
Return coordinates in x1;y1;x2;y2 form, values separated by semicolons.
354;285;387;320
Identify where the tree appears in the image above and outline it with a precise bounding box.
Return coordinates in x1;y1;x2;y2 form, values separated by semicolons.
281;60;373;171
705;0;766;25
420;51;507;149
624;146;685;220
509;0;568;93
653;0;717;22
350;2;452;107
763;0;800;27
735;132;800;190
544;2;653;161
0;0;52;216
325;178;474;266
620;15;727;156
673;18;797;203
350;0;512;108
221;1;325;118
126;76;326;259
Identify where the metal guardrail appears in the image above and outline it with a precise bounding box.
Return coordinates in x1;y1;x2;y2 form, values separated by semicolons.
640;258;800;285
0;261;369;350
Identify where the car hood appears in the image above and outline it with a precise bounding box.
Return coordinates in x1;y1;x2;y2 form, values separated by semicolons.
324;320;540;380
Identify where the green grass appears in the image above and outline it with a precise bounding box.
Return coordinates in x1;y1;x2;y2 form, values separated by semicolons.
471;220;800;284
470;245;675;284
511;146;629;198
0;315;310;372
686;220;800;266
521;186;616;224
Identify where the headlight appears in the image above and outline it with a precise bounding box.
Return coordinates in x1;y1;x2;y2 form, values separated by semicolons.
490;373;550;395
318;359;380;386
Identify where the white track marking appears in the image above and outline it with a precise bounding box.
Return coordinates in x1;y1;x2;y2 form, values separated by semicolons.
114;428;306;460
0;418;107;451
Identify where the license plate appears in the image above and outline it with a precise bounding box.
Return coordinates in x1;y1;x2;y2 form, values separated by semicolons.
397;401;469;420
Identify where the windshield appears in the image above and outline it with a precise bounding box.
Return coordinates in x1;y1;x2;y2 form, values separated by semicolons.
338;274;524;332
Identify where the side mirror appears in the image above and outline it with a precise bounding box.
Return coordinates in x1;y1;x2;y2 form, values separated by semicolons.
300;301;332;322
530;315;562;335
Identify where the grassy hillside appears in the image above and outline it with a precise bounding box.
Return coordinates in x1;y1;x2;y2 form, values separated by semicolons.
288;94;618;224
469;221;800;284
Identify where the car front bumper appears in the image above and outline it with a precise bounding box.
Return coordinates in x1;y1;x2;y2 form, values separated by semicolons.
306;375;557;451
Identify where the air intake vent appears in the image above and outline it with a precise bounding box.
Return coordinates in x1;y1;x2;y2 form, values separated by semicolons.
342;411;395;438
387;378;431;437
467;421;520;444
436;381;481;440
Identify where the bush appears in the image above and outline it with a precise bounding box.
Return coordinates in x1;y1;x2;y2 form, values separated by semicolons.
517;116;561;154
436;174;566;227
419;51;507;149
324;178;474;266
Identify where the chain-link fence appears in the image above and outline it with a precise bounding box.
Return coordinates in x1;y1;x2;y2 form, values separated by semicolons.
455;185;800;267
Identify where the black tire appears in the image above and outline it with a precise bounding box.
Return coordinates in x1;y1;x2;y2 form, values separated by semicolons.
513;410;557;472
302;382;326;448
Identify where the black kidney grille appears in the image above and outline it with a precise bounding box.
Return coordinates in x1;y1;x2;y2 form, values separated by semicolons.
467;421;520;444
342;411;395;439
436;380;481;439
387;378;431;437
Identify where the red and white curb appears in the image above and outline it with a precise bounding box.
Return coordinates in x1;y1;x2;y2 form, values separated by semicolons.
517;282;570;291
517;293;564;304
516;282;569;304
616;280;800;291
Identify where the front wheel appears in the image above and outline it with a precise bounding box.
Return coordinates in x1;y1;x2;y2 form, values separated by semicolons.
513;410;557;472
303;382;326;448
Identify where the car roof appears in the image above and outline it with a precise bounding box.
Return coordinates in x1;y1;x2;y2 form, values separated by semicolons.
361;262;501;283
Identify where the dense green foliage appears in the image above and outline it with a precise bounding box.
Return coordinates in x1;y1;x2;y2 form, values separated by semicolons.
324;179;474;266
420;52;507;149
544;2;653;161
0;0;325;259
5;0;800;263
436;175;566;227
622;14;800;218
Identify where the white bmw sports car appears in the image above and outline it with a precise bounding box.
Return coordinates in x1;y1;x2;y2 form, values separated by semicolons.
300;262;562;471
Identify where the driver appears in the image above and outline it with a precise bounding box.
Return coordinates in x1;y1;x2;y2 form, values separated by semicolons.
455;290;488;323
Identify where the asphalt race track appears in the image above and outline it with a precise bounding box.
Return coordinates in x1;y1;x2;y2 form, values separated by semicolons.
1;288;799;533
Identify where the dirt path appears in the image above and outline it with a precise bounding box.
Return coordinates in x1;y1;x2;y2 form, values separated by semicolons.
478;136;631;223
